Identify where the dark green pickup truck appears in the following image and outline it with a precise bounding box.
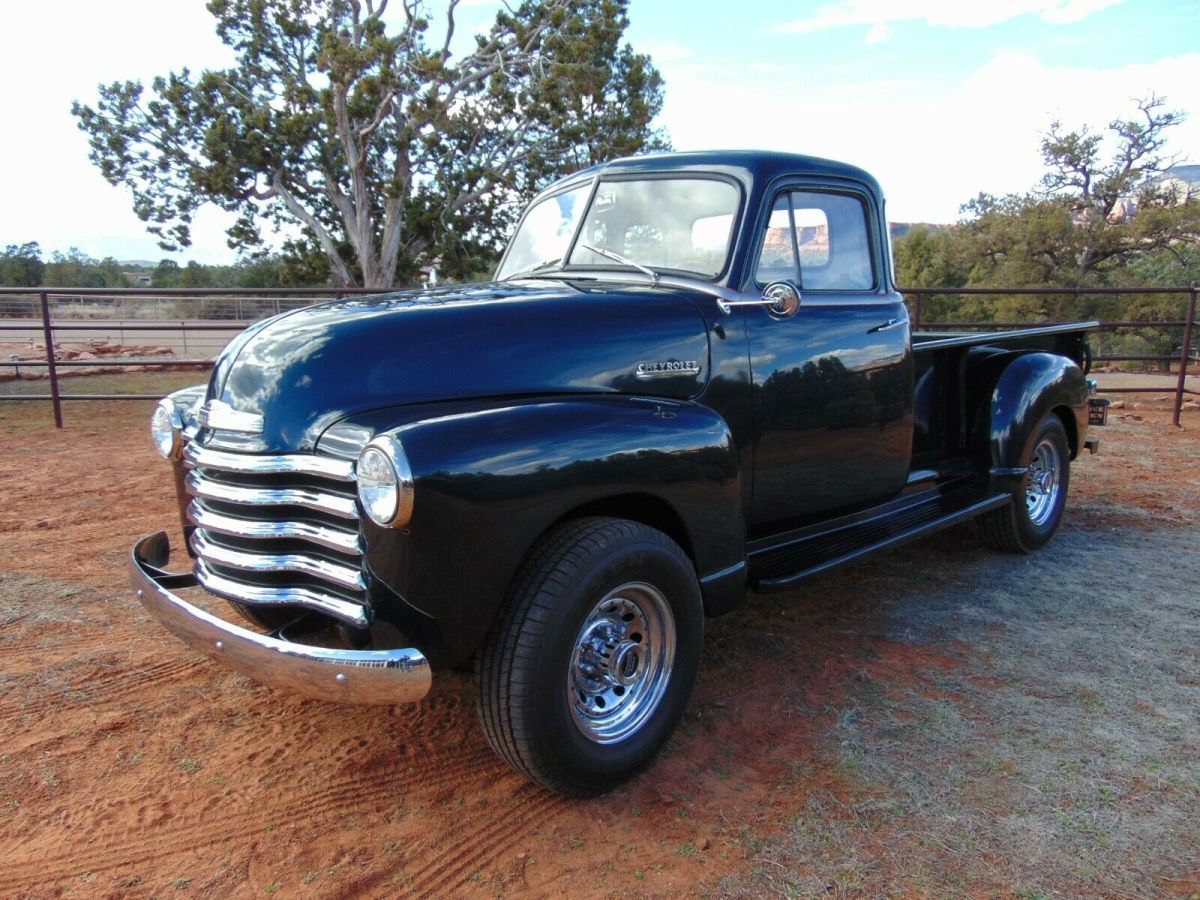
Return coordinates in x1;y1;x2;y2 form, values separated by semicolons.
132;150;1099;795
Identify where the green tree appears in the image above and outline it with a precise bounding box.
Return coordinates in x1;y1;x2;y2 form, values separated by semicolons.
152;259;182;288
0;242;46;286
962;96;1199;292
71;0;668;288
233;255;286;289
178;260;214;289
895;96;1200;328
43;249;129;288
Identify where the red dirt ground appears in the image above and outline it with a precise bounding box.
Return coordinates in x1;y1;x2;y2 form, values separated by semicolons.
0;398;1196;897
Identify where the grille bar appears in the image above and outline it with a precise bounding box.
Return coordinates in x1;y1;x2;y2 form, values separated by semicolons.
184;442;354;481
196;560;370;628
187;500;363;555
185;470;358;520
185;439;370;628
191;530;367;592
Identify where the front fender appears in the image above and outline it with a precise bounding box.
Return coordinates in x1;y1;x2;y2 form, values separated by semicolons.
986;352;1088;489
356;396;744;666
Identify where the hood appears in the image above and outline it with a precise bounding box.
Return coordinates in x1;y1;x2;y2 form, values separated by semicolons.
207;280;712;451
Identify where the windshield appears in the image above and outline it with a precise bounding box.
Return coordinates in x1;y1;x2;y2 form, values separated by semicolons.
498;177;740;281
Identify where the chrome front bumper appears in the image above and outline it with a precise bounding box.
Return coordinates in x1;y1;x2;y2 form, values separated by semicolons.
129;532;432;705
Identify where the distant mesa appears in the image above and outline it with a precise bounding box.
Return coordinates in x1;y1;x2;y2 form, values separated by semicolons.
1161;163;1200;187
889;222;950;240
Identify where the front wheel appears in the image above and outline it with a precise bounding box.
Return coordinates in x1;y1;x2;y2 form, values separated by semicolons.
476;517;703;796
978;412;1071;553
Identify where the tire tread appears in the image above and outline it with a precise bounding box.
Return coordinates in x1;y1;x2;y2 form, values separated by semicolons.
977;412;1069;554
476;516;688;796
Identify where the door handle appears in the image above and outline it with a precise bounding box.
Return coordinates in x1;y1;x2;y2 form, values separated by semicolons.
867;318;904;334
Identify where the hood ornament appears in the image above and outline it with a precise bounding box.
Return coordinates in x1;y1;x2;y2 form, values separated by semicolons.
198;399;264;434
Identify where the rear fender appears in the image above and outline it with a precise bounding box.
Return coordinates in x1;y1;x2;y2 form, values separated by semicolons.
360;397;744;665
984;352;1088;491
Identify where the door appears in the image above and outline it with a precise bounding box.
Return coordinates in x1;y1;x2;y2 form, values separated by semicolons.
745;188;913;531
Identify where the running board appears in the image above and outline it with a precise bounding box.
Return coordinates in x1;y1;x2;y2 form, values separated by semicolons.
749;493;1011;592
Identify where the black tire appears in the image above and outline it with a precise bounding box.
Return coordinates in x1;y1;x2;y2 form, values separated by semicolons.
978;412;1071;553
476;517;703;796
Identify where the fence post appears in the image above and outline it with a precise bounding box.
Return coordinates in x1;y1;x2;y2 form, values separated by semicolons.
912;291;923;331
39;290;63;429
1173;285;1197;427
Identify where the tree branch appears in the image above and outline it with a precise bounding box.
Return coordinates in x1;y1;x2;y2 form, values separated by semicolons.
271;169;355;286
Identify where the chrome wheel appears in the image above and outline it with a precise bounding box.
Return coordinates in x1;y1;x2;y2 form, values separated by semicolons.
1024;436;1062;527
568;582;676;745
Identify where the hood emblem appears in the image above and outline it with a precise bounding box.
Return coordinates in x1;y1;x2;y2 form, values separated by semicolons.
635;360;701;380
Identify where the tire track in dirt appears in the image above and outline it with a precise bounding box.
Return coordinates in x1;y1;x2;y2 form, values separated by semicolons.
411;791;567;896
2;634;117;656
0;738;509;891
0;657;204;724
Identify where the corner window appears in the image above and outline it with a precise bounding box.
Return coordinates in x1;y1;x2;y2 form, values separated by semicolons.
754;190;874;291
496;183;590;279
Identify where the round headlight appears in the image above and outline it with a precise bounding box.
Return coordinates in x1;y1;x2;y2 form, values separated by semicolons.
150;399;182;460
356;436;414;528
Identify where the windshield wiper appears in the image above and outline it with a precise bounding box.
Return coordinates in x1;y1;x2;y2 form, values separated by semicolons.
577;243;660;283
500;256;562;281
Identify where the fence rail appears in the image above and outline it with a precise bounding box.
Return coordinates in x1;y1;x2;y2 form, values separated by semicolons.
2;283;1197;428
903;285;1197;426
0;287;395;427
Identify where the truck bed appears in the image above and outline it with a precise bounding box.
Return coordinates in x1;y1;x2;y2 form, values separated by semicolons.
909;320;1097;466
912;321;1100;352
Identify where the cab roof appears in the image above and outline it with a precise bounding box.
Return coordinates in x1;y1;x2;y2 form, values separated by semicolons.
543;150;884;201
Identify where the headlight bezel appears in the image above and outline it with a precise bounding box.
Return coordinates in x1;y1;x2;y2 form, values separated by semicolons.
150;398;184;460
356;434;415;528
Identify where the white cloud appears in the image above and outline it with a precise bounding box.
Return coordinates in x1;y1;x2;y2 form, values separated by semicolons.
864;23;892;45
0;1;238;262
0;0;1186;263
655;50;1200;224
1039;0;1126;24
775;0;1125;34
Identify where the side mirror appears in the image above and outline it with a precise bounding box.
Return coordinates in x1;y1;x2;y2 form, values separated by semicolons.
762;281;801;318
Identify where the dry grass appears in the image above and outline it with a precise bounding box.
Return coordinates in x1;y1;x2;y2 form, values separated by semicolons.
0;369;202;398
712;523;1200;897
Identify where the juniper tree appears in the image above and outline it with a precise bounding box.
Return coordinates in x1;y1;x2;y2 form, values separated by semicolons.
72;0;667;287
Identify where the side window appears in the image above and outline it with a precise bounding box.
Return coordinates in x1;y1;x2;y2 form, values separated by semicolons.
754;190;875;291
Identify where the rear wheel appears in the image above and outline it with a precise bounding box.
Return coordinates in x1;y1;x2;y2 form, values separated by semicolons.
979;412;1071;553
476;517;703;796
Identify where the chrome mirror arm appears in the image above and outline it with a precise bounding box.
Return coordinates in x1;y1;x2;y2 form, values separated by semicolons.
716;297;784;314
717;281;801;318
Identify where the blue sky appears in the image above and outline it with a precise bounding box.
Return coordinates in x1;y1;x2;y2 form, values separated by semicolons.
626;0;1200;223
1;0;1196;263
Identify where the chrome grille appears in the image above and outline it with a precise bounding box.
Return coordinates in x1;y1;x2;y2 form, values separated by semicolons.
183;441;367;627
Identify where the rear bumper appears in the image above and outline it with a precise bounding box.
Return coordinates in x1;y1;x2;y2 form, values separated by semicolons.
129;531;432;705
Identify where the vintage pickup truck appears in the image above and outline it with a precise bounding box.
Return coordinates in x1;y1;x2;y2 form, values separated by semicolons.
131;151;1100;795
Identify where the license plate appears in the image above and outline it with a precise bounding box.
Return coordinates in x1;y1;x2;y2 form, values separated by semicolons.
1088;398;1109;426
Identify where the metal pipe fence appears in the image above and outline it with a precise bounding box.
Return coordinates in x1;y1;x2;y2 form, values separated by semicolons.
2;284;1197;428
0;287;394;427
905;285;1197;427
